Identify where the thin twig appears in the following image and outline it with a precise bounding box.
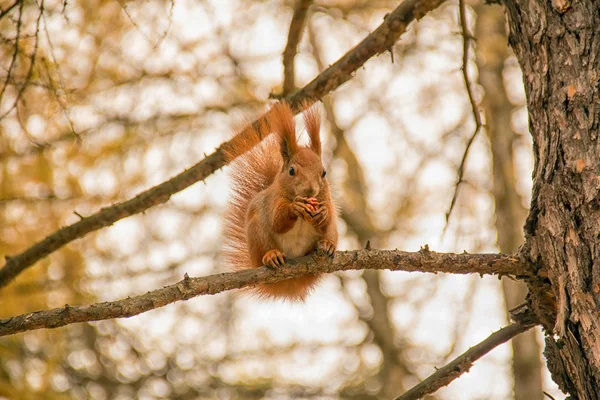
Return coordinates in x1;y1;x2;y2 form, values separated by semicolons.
0;249;525;337
394;307;538;400
154;0;175;49
0;0;24;105
116;0;174;48
0;0;19;20
0;0;447;290
115;0;153;43
544;391;557;400
0;194;108;204
41;9;78;136
443;0;483;237
0;0;44;121
0;107;239;161
282;0;313;96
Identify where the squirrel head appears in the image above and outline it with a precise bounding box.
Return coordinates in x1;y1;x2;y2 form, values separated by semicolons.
272;102;327;199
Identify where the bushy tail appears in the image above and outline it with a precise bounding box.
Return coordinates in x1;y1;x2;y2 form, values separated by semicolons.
222;134;281;259
221;106;285;298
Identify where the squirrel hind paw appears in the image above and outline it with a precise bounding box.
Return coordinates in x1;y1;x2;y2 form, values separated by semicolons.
262;249;286;268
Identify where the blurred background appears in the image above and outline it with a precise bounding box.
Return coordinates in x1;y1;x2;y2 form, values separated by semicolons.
0;0;561;399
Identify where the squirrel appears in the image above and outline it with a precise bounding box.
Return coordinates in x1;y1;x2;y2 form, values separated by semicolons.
222;102;338;301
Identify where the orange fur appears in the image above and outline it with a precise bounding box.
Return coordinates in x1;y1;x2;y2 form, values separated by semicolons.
271;102;299;163
222;102;338;302
303;105;321;155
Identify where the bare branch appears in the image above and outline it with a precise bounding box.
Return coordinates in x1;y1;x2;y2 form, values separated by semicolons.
0;194;97;203
282;0;312;96
443;0;483;235
0;0;447;290
41;7;78;137
0;108;241;161
0;0;24;105
115;0;152;43
0;0;19;21
154;0;175;49
0;0;44;122
0;249;523;337
394;304;538;400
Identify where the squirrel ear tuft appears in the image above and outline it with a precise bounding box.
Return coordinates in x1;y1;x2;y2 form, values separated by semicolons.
271;101;298;163
304;104;321;155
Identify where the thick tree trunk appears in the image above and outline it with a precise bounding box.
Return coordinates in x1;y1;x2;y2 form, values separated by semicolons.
475;5;545;399
502;0;600;397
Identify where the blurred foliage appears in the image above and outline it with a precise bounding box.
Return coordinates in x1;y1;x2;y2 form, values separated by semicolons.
0;0;553;399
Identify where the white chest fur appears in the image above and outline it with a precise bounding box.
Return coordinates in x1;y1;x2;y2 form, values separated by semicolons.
275;219;319;258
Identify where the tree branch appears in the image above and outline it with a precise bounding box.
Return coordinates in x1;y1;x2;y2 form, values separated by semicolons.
394;304;539;400
0;0;23;105
0;0;44;122
0;249;523;337
443;0;483;235
0;0;447;290
0;0;20;21
282;0;312;96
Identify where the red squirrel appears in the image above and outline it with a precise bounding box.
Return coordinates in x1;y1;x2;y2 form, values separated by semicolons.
222;102;338;301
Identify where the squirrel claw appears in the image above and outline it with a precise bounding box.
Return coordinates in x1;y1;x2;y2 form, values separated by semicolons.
316;240;336;257
263;249;286;268
312;206;328;226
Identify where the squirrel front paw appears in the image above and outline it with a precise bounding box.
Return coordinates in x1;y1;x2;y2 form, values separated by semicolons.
316;240;336;257
312;203;329;227
263;249;286;268
292;196;316;222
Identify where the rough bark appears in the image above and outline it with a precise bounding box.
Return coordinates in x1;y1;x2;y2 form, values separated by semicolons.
475;4;544;399
0;249;522;337
502;0;600;397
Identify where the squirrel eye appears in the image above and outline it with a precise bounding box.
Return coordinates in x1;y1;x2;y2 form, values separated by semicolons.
289;167;295;176
321;170;327;178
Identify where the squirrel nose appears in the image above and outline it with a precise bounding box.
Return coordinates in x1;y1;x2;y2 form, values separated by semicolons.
304;185;318;197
